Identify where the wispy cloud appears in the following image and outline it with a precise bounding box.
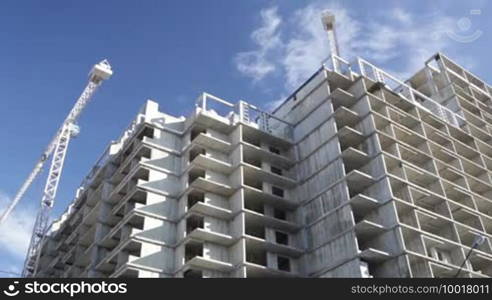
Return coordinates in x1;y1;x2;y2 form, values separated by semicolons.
0;264;22;278
354;7;456;79
264;94;287;112
0;191;35;259
281;4;360;90
234;7;282;82
235;2;471;110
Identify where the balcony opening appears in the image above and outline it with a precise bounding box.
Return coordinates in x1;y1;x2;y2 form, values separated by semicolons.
348;188;359;199
185;241;203;262
123;143;134;158
428;247;452;265
274;209;287;220
129;215;145;231
188;191;205;209
183;269;203;278
244;177;263;190
186;215;204;234
277;256;291;272
118;269;139;278
191;127;207;141
269;146;281;155
128;242;143;259
243;134;261;147
140;147;152;160
275;231;289;245
134;168;149;182
130;190;147;208
272;186;284;198
244;155;262;168
353;210;364;224
344;162;353;175
246;248;267;266
270;166;283;176
245;223;265;239
245;199;264;214
188;169;206;184
137;126;154;140
189;147;206;162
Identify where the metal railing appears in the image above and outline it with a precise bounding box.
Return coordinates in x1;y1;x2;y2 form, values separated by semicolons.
354;57;467;130
195;92;237;124
320;54;468;131
322;55;472;133
437;54;490;98
322;54;352;79
194;93;294;141
238;101;294;141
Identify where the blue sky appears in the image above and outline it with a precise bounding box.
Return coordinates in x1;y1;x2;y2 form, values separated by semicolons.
0;0;490;276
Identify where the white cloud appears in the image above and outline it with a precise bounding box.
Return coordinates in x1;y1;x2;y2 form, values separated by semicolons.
264;94;287;112
0;264;22;277
355;8;456;79
0;191;36;259
234;7;282;82
392;8;412;25
281;4;360;90
235;2;470;110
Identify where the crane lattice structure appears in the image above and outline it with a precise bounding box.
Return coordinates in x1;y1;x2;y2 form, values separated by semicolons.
0;60;113;277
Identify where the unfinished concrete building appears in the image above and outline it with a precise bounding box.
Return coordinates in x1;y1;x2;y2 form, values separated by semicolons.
32;51;492;278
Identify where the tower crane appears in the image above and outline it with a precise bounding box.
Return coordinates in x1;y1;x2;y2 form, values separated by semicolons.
0;60;113;277
321;11;341;71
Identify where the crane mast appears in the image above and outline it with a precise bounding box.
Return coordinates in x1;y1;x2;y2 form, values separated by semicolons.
321;11;341;71
0;60;113;277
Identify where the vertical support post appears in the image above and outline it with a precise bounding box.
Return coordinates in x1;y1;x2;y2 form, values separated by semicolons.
357;58;365;77
202;93;207;111
332;54;340;74
424;67;441;99
407;86;416;104
435;54;452;87
238;101;244;122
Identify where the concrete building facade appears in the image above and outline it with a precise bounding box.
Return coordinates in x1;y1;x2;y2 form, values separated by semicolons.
34;53;492;278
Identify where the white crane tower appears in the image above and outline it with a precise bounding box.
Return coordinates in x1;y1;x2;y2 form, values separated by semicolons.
0;60;113;277
321;11;341;71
